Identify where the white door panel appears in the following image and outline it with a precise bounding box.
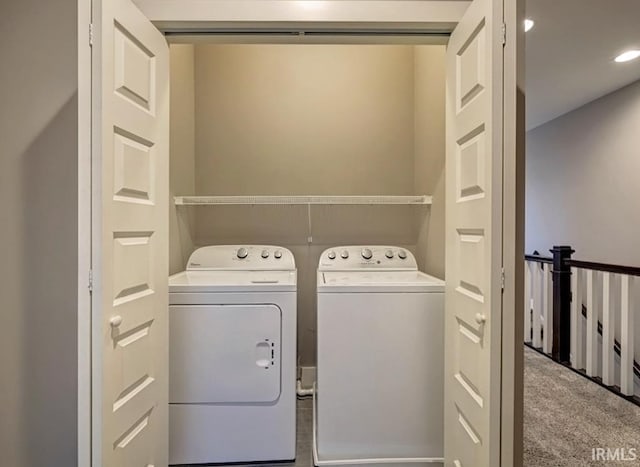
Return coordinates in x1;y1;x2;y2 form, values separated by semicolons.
445;0;503;465
169;304;282;403
94;0;169;465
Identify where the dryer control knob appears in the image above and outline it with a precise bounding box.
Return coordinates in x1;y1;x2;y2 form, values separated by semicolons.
327;251;336;260
274;250;283;259
361;248;373;260
261;250;270;259
341;250;349;259
398;250;407;259
237;247;249;259
385;250;394;259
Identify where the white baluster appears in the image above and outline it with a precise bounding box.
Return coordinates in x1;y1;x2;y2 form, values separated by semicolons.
620;275;635;396
586;270;600;377
532;263;542;348
601;272;615;386
570;267;584;370
524;261;532;344
543;263;553;354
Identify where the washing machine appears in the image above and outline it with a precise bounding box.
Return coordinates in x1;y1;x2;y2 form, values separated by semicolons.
315;246;445;466
168;245;297;465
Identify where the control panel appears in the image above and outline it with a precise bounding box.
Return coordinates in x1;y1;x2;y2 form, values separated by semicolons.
318;246;418;271
187;245;295;271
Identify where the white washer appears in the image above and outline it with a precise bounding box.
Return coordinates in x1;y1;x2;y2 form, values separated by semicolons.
168;245;297;465
315;246;445;466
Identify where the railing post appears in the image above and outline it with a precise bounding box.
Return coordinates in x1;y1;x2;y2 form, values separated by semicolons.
551;245;574;362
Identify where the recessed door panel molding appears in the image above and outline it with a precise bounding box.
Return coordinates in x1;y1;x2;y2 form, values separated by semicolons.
453;406;481;466
112;408;157;467
113;232;154;305
94;0;169;466
114;21;156;113
445;0;503;465
456;18;487;112
113;129;155;205
112;319;156;391
456;229;485;304
456;126;486;202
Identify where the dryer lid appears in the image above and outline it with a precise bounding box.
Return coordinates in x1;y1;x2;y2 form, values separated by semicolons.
186;245;295;271
169;270;297;293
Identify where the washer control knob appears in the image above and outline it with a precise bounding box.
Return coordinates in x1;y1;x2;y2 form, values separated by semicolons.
385;250;394;259
398;250;407;260
274;250;283;259
341;250;349;259
237;247;249;259
361;248;373;260
261;250;270;259
328;251;336;260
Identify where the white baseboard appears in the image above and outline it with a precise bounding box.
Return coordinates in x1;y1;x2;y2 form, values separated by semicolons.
300;366;316;388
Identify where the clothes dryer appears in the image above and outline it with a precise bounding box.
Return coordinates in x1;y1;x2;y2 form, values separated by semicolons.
169;245;297;465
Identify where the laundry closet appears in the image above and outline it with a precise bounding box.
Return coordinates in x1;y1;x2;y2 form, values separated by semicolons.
168;42;447;367
86;1;519;465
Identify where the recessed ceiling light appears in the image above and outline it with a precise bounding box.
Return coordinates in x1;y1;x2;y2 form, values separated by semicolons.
615;50;640;63
524;19;534;32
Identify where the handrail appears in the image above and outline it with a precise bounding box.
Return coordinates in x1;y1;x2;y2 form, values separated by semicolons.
581;304;640;380
526;255;640;274
524;245;639;407
565;259;640;277
524;254;553;264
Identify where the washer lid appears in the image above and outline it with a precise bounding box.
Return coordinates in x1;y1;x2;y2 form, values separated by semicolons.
318;270;444;293
169;270;297;293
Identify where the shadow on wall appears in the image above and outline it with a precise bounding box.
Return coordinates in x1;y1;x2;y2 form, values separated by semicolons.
20;94;78;467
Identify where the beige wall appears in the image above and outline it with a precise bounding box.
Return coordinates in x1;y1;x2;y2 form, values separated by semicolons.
526;79;640;266
169;45;197;274
526;78;640;368
0;0;78;466
414;46;446;280
194;44;416;196
169;44;445;365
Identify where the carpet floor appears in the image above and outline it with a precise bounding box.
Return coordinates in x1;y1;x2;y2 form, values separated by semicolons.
523;346;640;466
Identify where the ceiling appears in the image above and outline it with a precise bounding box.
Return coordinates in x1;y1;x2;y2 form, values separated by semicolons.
526;0;640;130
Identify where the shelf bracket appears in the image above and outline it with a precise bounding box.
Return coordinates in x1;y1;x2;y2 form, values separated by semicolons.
307;204;313;244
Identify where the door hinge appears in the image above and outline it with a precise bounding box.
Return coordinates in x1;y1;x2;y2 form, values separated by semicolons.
501;268;505;291
89;23;94;47
501;22;507;46
88;269;94;293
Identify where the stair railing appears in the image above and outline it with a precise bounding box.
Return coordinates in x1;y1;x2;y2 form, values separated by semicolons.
524;246;639;404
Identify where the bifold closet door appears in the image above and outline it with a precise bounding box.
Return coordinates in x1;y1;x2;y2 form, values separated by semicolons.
444;0;505;465
93;0;169;466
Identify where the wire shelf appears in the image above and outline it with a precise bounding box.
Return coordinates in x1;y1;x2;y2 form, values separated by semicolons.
174;195;433;206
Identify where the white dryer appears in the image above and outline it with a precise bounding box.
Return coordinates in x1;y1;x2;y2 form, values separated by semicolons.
168;245;297;465
315;246;445;466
